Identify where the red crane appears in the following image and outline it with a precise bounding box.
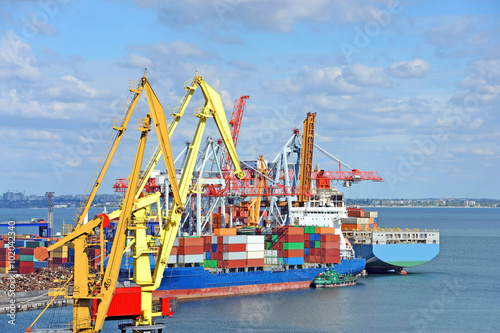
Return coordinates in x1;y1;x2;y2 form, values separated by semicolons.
221;95;249;171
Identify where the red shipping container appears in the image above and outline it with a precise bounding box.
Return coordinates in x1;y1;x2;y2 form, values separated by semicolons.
321;241;340;249
272;242;281;250
170;246;178;255
283;250;304;258
278;226;304;235
320;248;340;256
320;234;340;242
0;248;8;255
92;287;141;320
308;255;320;263
19;261;35;268
224;259;247;268
321;255;341;264
15;254;20;260
279;234;304;242
204;243;211;252
222;244;246;252
347;208;364;217
0;260;10;267
18;267;34;274
20;248;35;255
177;246;203;255
212;252;222;260
247;259;265;267
52;258;68;265
304;240;310;248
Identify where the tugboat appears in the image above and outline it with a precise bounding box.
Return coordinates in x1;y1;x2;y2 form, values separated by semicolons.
310;269;357;288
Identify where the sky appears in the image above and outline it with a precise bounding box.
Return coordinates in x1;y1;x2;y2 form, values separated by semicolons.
0;0;499;199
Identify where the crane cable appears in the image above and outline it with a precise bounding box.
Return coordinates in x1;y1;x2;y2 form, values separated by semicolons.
25;273;74;332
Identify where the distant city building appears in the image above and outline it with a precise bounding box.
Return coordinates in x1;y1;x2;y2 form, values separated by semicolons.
3;191;26;201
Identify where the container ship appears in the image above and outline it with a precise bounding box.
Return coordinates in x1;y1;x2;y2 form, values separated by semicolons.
341;208;440;273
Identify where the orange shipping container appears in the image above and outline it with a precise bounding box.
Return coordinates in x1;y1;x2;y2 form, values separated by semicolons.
321;241;340;249
178;237;204;247
283;249;304;257
320;234;340;242
316;227;335;234
213;228;237;236
247;258;265;267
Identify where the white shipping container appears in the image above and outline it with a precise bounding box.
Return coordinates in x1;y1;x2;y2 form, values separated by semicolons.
223;251;247;260
270;257;278;265
247;251;265;259
246;235;265;244
173;238;179;247
357;218;370;224
247;243;264;252
167;255;177;264
223;235;247;244
212;236;218;244
178;254;204;264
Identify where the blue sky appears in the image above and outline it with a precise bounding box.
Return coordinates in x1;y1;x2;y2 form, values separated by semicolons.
0;0;499;199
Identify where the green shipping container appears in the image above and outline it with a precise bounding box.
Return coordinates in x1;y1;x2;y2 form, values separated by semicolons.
271;235;278;242
315;241;321;248
283;242;304;250
26;241;44;248
204;259;217;268
20;255;35;262
266;242;273;250
310;227;316;233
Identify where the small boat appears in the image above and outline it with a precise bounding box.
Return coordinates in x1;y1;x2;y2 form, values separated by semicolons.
310;269;357;288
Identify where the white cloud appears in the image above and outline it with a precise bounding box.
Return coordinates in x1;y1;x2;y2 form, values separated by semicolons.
473;148;494;156
388;58;430;78
119;54;153;68
134;0;398;33
0;89;86;119
155;41;205;58
343;63;389;87
0;128;61;141
425;18;472;48
0;32;41;80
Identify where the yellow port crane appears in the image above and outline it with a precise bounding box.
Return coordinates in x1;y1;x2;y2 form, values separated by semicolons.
31;71;244;333
247;156;268;227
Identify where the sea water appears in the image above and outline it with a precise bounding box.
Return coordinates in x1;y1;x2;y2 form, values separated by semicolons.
2;207;500;332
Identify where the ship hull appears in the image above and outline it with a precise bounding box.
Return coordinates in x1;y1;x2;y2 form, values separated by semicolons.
353;243;439;272
149;258;365;300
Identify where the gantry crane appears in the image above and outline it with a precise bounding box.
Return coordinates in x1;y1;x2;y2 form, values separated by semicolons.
31;71;244;333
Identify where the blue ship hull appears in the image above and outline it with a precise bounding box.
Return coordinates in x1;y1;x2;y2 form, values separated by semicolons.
149;258;365;299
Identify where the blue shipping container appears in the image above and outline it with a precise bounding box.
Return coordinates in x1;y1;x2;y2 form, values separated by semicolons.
283;257;304;265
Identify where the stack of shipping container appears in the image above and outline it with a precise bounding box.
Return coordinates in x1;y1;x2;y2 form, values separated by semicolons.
341;208;378;230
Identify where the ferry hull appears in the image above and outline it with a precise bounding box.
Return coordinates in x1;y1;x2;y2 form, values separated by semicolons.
353;243;439;272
